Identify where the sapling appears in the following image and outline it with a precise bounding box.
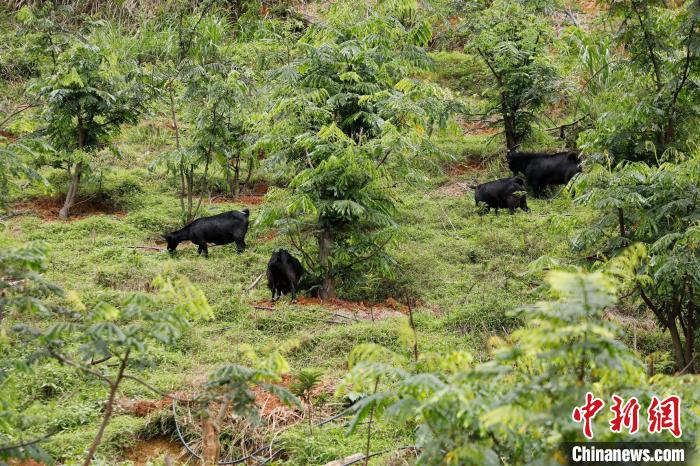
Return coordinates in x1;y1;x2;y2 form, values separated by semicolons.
291;368;323;434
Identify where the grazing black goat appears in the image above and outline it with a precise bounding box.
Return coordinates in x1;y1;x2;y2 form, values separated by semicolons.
475;177;529;214
267;249;304;302
165;209;249;256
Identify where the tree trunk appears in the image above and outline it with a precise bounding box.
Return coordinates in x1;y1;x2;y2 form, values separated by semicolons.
187;166;194;222
201;414;220;466
59;162;83;219
667;317;687;371
192;154;210;220
169;85;189;219
224;161;234;197
83;353;129;466
243;157;254;187
501;92;518;151
617;208;626;238
318;227;335;300
233;157;240;198
60;120;87;220
201;398;229;466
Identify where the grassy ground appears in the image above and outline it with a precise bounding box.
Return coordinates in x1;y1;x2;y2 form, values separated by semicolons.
0;52;669;466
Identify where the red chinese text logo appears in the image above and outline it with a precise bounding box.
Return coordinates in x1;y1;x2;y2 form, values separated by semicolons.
647;395;682;438
572;392;605;439
609;395;640;434
572;393;682;439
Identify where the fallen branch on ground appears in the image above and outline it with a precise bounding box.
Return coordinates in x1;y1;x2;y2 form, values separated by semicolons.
127;245;165;251
253;305;275;311
246;272;265;292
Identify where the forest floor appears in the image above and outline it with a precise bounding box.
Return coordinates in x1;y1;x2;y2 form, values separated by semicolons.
0;48;667;465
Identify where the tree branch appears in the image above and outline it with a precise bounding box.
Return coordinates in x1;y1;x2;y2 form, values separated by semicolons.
631;1;663;92
0;431;56;453
331;235;393;277
0;103;37;130
639;286;666;326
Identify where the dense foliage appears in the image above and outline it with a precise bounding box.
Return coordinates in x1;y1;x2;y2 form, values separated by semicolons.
342;270;700;464
465;0;558;150
574;154;700;372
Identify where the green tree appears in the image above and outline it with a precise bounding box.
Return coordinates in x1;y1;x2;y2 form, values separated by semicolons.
33;39;143;219
143;6;255;222
259;0;453;298
0;243;58;464
579;0;699;162
291;368;323;434
341;270;699;464
184;46;254;200
573;154;700;372
465;0;558;150
11;268;213;465
17;5;145;219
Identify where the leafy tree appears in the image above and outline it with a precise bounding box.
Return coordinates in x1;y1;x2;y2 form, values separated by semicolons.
197;361;300;465
573;154;700;372
291;368;323;434
36;41;143;219
341;270;699;464
17;6;145;219
183;39;254;200
464;0;558;150
579;0;699;162
143;5;255;223
260;0;453;298
10;267;213;465
0;242;58;464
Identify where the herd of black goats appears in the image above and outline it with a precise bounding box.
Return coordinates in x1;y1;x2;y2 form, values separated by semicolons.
163;149;582;301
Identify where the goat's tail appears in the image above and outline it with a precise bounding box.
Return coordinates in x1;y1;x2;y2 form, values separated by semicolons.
242;208;250;217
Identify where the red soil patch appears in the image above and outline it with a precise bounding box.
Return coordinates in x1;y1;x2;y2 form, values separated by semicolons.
12;196;125;221
117;397;172;417
445;158;483;177
252;181;268;195
208;183;269;206
238;195;265;205
0;129;17;141
252;373;336;425
254;296;408;320
253;374;302;425
576;0;601;14
8;460;46;466
117;390;195;417
259;229;278;242
457;116;500;136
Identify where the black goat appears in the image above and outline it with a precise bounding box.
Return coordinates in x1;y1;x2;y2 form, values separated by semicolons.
267;249;304;302
165;209;250;256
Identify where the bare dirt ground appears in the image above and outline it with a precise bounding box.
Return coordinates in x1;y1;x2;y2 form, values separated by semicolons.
253;296;408;321
12;196;125;221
